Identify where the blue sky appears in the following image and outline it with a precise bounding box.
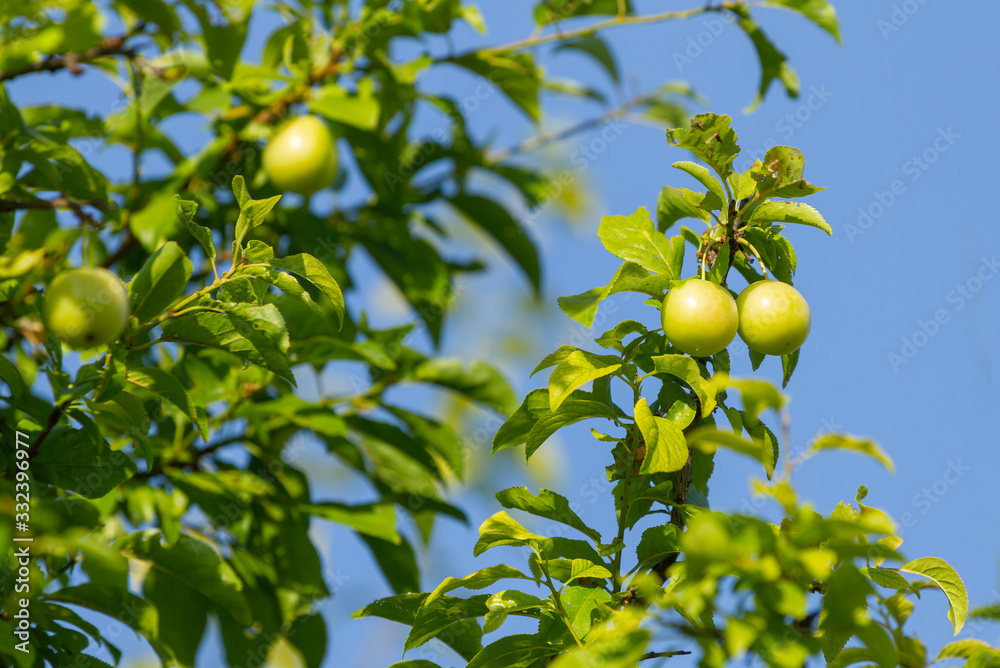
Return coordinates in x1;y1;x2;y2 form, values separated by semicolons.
7;1;1000;666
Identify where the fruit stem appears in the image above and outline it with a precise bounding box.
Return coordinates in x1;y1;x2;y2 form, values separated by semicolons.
738;238;768;279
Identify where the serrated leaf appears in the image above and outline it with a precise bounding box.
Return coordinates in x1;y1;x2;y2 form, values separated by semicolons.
634;397;688;474
861;567;911;590
496;487;601;542
231;175;281;257
597;207;678;275
33;426;136;498
560;586;612;639
548;350;620;410
635;524;680;571
467;634;562;668
666;113;740;179
650;355;716;417
161;303;293;384
557;261;673;328
750;200;831;235
116;531;251;625
127;366;209;439
484;591;545;634
405;595;487;656
175;197;215;265
413;358;516;415
672;161;727;203
526;396;617;458
128;241;192;323
426;563;531;605
268;253;345;326
657;186;714;232
760;0;841;44
900;557;968;634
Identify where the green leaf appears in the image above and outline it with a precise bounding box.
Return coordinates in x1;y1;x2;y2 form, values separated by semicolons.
309;84;381;130
451;51;541;121
451;193;540;294
127;367;209;439
128;241;192;323
560;586;612;639
0;353;26;398
526;395;617;458
899;557;969;634
426;563;532;606
175;197;216;266
781;348;799;388
33;427;136;498
496;487;601;542
144;568;209;668
116;531;251;625
405;596;487;656
413;358;516;415
855;621;898;668
553;35;619;83
635;524;681;571
467;634;562;668
714;375;785;420
493;388;550;455
687;426;775;478
548;350;620;410
182;0;249;79
666;113;740;179
937;639;1000;665
473;512;552;558
549;629;649;667
231;175;281;258
161;303;294;384
484;590;546;633
354;594;475;662
557;261;673;328
672;161;727;203
861;567;911;590
597;207;677;275
634;397;688;474
749;145;824;198
534;0;629;26
809;434;895;473
760;0;841;44
727;6;799;112
304;502;400;543
544;559;612;585
650;354;716;417
657;186;713;232
971;605;1000;621
268;253;345;326
750;200;832;235
362;535;421;594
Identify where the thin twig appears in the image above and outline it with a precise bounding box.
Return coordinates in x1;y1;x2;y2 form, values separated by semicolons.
0;25;145;82
472;4;729;55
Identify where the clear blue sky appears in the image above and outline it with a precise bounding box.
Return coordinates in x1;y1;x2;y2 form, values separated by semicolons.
8;2;999;666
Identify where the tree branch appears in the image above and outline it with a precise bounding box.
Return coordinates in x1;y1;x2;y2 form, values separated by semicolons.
0;28;144;83
472;4;730;55
488;92;657;163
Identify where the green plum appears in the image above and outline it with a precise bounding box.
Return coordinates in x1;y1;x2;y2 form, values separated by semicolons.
736;280;811;356
661;278;738;357
262;115;338;195
43;267;129;349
